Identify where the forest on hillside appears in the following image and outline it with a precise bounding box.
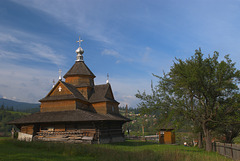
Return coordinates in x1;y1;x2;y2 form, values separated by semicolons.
0;106;31;136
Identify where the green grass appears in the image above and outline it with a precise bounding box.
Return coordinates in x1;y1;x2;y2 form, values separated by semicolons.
0;138;231;161
0;137;9;140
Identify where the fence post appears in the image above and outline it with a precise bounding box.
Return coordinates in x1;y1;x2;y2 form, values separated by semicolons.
224;143;226;156
212;142;216;152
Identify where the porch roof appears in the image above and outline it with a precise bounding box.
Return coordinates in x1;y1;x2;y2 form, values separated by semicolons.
9;109;131;125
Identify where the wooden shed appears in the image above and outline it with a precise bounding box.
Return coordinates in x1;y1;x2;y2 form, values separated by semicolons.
159;128;175;144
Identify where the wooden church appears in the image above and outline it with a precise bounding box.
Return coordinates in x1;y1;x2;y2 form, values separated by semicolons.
10;38;130;143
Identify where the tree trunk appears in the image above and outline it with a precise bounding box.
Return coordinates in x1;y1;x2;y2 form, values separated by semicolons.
142;124;145;136
198;132;203;148
225;132;233;143
202;123;212;152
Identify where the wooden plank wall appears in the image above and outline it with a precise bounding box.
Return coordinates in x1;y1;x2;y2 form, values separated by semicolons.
91;102;107;114
65;76;94;88
164;131;172;144
91;102;120;114
41;100;76;112
21;125;34;135
106;102;119;114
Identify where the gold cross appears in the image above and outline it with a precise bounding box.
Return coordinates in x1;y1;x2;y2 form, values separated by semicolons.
76;36;84;47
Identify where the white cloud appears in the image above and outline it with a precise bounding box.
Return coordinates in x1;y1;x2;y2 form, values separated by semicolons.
11;0;116;45
0;50;17;59
0;63;56;103
9;0;176;69
0;33;20;43
0;29;64;103
101;49;120;57
25;42;65;66
0;30;65;66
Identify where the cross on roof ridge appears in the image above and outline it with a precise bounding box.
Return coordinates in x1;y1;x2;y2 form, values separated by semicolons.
76;36;84;47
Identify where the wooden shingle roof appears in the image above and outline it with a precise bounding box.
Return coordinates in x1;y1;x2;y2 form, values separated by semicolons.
39;81;118;104
89;83;119;104
62;81;88;101
63;61;95;78
9;109;130;124
39;81;88;102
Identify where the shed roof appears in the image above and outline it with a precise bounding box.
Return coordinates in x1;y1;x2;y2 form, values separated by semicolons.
9;109;130;125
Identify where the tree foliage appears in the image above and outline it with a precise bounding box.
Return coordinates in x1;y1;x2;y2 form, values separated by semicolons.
136;49;240;151
0;105;29;136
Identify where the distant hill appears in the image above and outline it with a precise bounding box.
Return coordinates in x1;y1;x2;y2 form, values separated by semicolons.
0;98;40;113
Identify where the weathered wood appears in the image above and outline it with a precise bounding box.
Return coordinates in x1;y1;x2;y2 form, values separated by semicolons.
159;130;175;144
215;142;240;160
21;125;34;135
77;87;92;100
50;83;72;96
54;124;65;132
65;76;94;88
11;57;129;145
91;102;107;114
106;102;119;114
41;100;76;112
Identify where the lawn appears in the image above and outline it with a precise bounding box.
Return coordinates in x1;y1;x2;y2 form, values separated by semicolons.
0;138;231;161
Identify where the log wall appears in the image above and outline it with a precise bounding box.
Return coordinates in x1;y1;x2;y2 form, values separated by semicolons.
54;124;65;132
31;121;125;144
91;102;120;114
21;125;34;135
65;76;94;88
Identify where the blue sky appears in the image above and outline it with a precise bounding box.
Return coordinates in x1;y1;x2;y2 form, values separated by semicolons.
1;0;240;107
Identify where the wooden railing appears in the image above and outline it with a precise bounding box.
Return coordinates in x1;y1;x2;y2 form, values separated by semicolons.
213;142;240;160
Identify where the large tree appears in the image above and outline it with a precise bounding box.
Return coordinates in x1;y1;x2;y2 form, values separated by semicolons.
136;49;240;151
